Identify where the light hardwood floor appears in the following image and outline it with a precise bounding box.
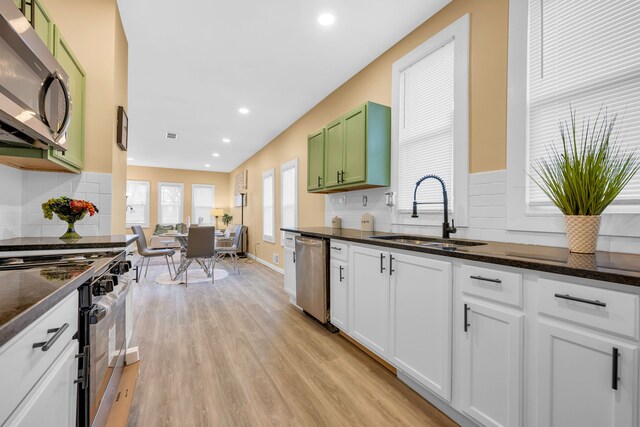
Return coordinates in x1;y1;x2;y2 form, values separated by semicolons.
127;256;457;427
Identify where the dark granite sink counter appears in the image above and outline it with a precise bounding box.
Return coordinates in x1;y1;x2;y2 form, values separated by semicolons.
281;227;640;287
0;262;94;347
0;234;137;253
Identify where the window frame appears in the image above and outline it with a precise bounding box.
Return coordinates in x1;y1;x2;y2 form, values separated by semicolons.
280;159;298;245
390;14;470;227
262;168;276;243
191;184;216;225
506;0;640;237
125;180;150;228
158;182;184;225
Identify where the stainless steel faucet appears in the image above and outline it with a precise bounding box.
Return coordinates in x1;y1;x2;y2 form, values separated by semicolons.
411;174;457;239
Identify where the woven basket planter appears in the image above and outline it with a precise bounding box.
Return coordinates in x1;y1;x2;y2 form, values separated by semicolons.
565;215;601;254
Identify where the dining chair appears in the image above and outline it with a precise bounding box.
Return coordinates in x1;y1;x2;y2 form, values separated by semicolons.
183;226;216;286
214;227;233;260
131;225;176;278
214;224;246;273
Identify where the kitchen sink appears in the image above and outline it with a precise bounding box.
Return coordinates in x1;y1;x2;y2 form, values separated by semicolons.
369;235;487;249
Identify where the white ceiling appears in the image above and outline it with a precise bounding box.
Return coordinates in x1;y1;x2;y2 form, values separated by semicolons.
117;0;450;172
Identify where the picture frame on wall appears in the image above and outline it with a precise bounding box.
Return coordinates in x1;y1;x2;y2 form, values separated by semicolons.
117;106;128;151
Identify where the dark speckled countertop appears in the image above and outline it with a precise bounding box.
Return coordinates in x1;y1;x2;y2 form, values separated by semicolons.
0;263;95;347
0;234;137;252
282;227;640;287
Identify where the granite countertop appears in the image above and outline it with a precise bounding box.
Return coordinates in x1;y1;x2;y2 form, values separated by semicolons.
282;227;640;287
0;263;95;347
0;234;137;252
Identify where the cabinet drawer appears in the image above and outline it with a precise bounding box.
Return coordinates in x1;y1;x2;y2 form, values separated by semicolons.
283;232;298;249
0;292;78;424
329;240;349;261
461;265;523;308
538;278;639;339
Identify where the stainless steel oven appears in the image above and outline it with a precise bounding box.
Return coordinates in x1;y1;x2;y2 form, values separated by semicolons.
0;0;71;151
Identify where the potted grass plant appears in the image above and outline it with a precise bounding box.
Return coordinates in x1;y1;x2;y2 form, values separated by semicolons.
530;108;639;253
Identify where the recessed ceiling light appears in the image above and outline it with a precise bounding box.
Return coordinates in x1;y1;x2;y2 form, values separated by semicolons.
222;138;231;143
127;157;133;161
318;13;335;26
205;164;211;167
238;107;250;115
212;153;220;157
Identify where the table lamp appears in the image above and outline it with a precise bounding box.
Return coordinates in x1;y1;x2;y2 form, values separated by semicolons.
211;208;224;229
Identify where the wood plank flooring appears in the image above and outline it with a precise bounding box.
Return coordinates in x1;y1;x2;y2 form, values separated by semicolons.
127;256;457;427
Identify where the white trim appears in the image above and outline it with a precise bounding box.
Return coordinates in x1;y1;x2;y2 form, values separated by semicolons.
391;14;470;228
246;252;285;275
191;183;216;225
280;158;298;246
125;180;150;228
506;0;640;237
157;182;184;225
262;168;276;243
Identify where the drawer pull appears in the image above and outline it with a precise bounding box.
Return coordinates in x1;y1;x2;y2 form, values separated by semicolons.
470;275;502;284
339;265;344;282
286;237;293;240
380;253;386;273
293;251;296;263
330;246;342;251
612;347;620;390
464;303;470;332
554;293;606;307
32;323;69;351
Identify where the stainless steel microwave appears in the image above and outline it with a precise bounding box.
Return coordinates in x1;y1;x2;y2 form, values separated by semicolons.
0;0;71;151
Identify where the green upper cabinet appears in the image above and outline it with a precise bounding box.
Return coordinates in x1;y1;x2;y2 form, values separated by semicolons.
309;102;390;193
12;0;21;9
307;129;325;191
33;0;54;50
50;27;85;171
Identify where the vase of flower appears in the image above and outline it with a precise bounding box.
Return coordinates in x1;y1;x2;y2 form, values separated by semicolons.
42;197;99;240
530;107;639;253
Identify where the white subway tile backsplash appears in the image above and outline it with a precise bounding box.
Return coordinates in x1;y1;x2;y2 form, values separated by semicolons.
99;174;112;194
76;182;100;194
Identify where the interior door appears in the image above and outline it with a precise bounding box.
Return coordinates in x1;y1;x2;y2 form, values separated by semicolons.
342;104;367;185
307;129;325;191
324;117;344;188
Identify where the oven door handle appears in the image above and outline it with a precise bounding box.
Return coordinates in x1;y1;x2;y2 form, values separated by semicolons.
89;305;107;325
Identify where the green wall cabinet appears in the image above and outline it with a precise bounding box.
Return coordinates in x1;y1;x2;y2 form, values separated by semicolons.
308;101;390;194
307;129;325;191
0;0;85;174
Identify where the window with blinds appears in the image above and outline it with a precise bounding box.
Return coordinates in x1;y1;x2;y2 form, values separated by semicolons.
192;184;215;225
527;0;640;208
159;182;183;225
397;40;455;212
126;180;150;227
263;169;275;242
281;160;297;243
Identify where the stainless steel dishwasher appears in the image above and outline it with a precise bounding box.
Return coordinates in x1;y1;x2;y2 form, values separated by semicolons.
295;235;332;327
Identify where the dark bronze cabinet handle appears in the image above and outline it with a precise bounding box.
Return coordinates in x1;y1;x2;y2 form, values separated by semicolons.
330;246;342;251
612;347;620;390
389;255;395;276
554;293;606;307
464;304;470;332
380;253;386;273
470;275;502;284
33;323;69;351
339;265;344;282
293;252;296;263
341;170;345;183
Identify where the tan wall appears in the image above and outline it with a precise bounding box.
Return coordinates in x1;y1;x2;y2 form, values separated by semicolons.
227;0;509;266
43;0;129;232
126;166;231;237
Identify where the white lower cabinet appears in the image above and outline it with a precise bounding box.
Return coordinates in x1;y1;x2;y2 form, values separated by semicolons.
284;247;296;301
537;320;638;427
5;341;79;427
349;245;391;358
459;299;523;427
390;252;452;401
330;258;348;332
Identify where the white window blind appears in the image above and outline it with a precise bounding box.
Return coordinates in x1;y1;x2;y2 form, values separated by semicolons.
263;169;275;242
126;180;150;227
398;40;455;211
527;0;640;207
159;182;183;225
192;184;215;225
281;160;297;243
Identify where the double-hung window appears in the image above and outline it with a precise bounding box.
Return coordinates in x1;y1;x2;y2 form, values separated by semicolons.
392;15;469;224
158;182;183;225
281;159;298;244
263;169;275;243
507;0;640;235
192;184;215;225
126;180;150;227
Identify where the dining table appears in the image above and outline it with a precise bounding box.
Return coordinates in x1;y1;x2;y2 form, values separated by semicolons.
159;230;225;280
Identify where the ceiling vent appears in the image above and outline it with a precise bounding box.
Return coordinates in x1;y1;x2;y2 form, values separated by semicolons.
166;132;177;140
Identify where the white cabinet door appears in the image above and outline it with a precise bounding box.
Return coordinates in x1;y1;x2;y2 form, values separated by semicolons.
460;300;523;427
330;259;348;332
390;252;452;401
5;341;78;427
349;245;389;358
284;247;296;300
538;321;638;427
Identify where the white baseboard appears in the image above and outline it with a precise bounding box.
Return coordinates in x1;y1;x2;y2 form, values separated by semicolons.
246;253;285;274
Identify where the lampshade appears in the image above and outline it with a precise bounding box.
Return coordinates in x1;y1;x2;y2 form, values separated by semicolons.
210;208;224;217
